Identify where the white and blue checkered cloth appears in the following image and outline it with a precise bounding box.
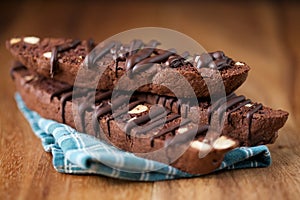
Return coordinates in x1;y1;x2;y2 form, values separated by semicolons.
15;93;272;181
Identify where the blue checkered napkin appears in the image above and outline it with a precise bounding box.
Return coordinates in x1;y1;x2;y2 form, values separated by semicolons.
15;93;271;181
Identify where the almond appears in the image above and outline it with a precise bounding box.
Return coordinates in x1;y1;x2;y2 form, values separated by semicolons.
213;136;236;150
24;75;35;82
245;103;253;108
190;141;212;153
235;61;245;66
128;104;149;114
10;38;21;45
43;52;52;59
177;127;188;134
23;36;40;44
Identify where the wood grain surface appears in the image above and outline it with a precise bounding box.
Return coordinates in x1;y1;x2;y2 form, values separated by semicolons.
0;1;299;200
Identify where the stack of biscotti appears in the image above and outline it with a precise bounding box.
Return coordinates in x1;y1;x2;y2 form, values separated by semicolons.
7;36;288;174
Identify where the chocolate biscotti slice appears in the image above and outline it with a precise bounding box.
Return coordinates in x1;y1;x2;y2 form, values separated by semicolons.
12;65;288;148
12;64;239;175
7;36;250;98
12;65;288;146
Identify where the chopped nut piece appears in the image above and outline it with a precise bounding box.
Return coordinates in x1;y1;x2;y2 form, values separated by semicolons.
23;36;40;44
128;104;149;114
213;136;236;150
245;103;253;108
177;127;188;134
24;75;34;82
190;141;212;152
43;52;52;59
235;61;245;66
10;38;21;45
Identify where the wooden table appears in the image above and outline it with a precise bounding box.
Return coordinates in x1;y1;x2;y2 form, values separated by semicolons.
0;1;299;199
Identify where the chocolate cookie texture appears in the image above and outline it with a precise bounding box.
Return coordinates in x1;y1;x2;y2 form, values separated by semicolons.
6;37;250;98
11;66;288;174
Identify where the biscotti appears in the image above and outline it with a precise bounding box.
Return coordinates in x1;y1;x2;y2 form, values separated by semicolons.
11;65;288;155
6;37;250;98
8;35;289;175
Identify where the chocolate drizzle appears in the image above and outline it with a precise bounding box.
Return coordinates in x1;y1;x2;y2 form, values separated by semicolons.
91;94;139;137
208;93;235;123
124;106;166;134
167;55;185;68
78;90;112;132
60;91;73;123
115;56;125;78
150;118;191;147
176;99;182;114
246;103;263;139
49;86;73;123
133;50;175;73
88;41;116;70
227;99;251;120
208;93;263;136
216;95;247;121
111;42;122;78
125;47;155;71
142;94;185;116
106;118;112;137
49;86;91;124
195;51;233;70
128;39;143;56
50;39;81;77
63;89;90;123
79;39;235;80
168;98;176;113
158;96;167;107
169;125;209;146
134;113;180;135
106;100;144;137
50;86;73;101
87;38;95;53
113;100;144;119
10;62;26;80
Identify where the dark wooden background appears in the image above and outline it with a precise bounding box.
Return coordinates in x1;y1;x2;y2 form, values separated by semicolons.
0;0;299;199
